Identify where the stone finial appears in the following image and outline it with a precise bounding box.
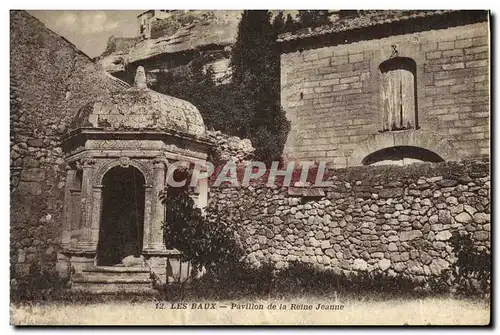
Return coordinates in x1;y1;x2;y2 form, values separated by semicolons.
134;66;147;89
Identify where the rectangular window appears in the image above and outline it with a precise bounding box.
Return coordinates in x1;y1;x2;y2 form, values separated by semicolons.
380;57;417;131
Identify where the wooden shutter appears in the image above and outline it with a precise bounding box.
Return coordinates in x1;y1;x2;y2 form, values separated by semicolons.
381;72;393;131
400;69;415;129
381;68;415;131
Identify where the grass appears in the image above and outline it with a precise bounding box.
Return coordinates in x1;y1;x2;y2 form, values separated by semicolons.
11;296;490;326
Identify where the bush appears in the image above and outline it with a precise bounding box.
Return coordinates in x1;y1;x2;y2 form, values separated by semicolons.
448;231;490;297
169;261;431;301
425;231;490;298
230;10;290;163
10;262;69;303
161;187;244;271
151;60;249;139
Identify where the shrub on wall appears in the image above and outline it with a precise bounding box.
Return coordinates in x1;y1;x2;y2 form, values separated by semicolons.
161;187;243;271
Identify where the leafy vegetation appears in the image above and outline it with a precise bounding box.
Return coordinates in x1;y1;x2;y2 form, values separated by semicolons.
153;10;290;163
151;59;248;136
427;230;490;298
10;262;69;303
443;231;490;297
231;10;291;163
161;186;243;271
296;10;331;29
165;261;435;301
274;10;331;34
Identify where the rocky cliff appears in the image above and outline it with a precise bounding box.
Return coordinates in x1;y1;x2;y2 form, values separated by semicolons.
97;10;243;81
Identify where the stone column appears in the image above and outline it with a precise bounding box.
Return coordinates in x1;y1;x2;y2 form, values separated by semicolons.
146;158;167;252
143;185;153;250
61;166;75;248
76;158;97;251
89;185;103;246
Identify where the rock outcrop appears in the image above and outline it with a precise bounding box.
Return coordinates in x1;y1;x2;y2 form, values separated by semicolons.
207;130;255;163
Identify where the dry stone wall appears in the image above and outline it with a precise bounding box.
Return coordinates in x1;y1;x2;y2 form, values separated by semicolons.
208;157;490;281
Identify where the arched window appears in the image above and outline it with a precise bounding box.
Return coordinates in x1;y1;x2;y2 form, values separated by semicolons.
379;57;418;131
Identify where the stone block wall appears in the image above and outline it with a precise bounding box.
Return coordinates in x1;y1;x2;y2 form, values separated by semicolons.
280;19;489;167
10;11;127;276
208;157;490;281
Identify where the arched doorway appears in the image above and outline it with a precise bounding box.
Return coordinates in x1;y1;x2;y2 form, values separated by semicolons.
362;146;444;166
97;166;145;266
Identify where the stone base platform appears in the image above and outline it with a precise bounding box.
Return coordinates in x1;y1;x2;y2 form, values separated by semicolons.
70;266;157;295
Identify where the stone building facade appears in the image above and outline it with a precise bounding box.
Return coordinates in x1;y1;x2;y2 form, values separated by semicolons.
279;10;490;167
137;10;172;39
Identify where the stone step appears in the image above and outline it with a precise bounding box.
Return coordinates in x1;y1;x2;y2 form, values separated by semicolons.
74;271;151;281
71;266;158;295
83;266;150;273
71;282;158;295
72;276;152;284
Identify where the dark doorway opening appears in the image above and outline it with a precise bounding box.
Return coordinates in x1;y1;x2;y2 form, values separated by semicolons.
97;166;145;266
362;146;444;166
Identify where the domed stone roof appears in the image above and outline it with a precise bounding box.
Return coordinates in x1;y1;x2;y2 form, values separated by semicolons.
69;66;205;137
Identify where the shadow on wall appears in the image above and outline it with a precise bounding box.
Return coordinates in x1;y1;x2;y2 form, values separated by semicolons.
362;146;445;166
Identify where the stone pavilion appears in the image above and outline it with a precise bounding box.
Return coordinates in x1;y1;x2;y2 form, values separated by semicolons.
58;66;212;292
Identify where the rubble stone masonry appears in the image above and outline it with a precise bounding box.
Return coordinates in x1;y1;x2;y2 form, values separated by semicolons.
208;157;490;281
10;11;126;276
281;21;489;167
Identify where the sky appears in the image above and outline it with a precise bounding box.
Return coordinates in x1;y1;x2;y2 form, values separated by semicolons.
28;10;145;58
